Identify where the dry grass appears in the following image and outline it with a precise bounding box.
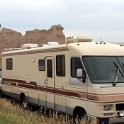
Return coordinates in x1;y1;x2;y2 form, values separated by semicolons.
0;98;71;124
0;98;98;124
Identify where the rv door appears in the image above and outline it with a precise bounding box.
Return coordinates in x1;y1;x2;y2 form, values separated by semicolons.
45;57;55;109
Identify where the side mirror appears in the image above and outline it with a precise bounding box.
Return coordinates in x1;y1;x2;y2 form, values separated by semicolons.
76;69;83;78
76;69;86;82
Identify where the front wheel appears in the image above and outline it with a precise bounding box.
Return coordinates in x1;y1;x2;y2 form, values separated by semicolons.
73;108;88;123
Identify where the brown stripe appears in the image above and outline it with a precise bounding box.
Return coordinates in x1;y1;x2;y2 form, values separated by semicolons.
3;78;124;103
3;78;25;83
2;78;87;99
2;47;69;57
103;95;124;102
88;94;104;101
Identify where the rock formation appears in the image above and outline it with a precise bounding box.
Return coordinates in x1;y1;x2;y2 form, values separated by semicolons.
0;24;65;68
20;24;65;46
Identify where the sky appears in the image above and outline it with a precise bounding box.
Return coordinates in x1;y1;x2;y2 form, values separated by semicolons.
0;0;124;42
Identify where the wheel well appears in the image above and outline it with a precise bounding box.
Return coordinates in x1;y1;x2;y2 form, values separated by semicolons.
73;106;86;117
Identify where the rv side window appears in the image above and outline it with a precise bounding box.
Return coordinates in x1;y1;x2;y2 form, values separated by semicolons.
6;58;13;70
47;59;53;77
38;59;45;71
71;57;83;78
56;55;65;76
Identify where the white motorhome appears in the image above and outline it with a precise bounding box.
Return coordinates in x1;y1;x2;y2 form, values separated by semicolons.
2;36;124;123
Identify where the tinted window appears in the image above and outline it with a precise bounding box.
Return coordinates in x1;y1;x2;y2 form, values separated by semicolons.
38;59;45;71
82;56;124;83
71;57;83;78
56;55;65;76
47;59;53;77
6;58;13;70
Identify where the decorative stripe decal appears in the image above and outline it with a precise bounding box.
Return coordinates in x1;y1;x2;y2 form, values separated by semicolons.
3;78;86;99
2;78;124;103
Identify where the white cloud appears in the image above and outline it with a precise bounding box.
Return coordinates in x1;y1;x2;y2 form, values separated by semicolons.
0;0;66;11
0;0;124;42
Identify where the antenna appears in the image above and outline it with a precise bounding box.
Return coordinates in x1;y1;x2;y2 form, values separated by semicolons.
100;37;103;42
99;37;106;44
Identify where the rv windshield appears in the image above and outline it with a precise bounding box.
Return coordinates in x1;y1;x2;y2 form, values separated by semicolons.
82;56;124;84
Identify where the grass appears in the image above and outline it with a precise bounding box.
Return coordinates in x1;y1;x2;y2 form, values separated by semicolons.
0;98;40;124
0;98;98;124
0;98;73;124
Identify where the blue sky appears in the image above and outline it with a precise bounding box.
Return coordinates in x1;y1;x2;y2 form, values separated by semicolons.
0;0;124;42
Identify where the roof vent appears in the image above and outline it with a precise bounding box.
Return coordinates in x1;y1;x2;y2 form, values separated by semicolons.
48;42;59;46
65;36;92;44
21;43;39;49
43;42;59;47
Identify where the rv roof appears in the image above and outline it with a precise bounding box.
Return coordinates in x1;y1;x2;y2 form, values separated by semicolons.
2;42;124;56
68;42;124;56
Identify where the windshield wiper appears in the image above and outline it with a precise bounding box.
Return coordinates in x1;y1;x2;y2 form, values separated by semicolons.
113;62;124;77
113;67;119;86
116;57;124;77
122;63;124;72
113;62;123;86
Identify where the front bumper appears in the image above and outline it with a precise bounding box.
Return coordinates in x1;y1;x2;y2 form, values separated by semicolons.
110;117;124;123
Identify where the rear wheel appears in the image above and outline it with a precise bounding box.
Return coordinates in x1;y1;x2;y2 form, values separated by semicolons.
20;94;28;109
22;100;28;109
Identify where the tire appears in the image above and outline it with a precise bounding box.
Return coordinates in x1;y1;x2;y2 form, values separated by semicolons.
20;94;28;109
73;108;87;123
22;100;28;109
99;118;109;124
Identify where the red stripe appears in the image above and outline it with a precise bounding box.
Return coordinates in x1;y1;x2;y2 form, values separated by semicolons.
2;78;87;99
3;78;124;103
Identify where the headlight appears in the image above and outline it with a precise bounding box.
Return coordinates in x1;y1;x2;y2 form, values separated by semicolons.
104;105;113;111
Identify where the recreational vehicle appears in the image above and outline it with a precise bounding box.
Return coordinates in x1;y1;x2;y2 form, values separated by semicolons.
2;36;124;123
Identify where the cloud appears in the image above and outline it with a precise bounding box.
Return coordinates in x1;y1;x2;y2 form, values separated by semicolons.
0;0;124;42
